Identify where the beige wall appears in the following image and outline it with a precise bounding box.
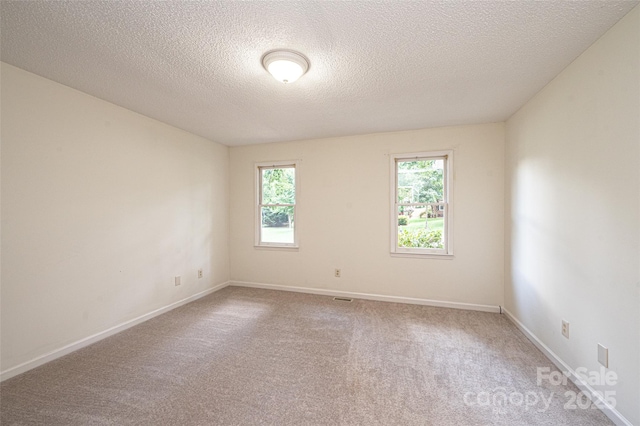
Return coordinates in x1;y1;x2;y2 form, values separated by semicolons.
230;123;505;307
505;6;639;425
0;63;230;372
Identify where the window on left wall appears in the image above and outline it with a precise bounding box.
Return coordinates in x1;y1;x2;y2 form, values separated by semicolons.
256;161;298;248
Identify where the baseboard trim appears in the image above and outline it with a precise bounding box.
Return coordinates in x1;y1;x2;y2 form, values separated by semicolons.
230;280;500;313
502;308;631;426
0;281;230;382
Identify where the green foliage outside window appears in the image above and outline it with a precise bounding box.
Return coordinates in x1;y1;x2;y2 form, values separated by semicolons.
262;207;293;227
262;168;295;204
261;167;295;228
397;160;444;203
398;229;443;249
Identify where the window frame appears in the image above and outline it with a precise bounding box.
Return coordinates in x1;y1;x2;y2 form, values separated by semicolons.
390;150;453;258
255;160;299;249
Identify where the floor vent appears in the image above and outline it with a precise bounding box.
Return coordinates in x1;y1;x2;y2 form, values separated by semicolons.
333;297;353;302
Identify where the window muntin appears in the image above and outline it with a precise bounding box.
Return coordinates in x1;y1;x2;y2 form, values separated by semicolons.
391;151;452;256
256;162;297;247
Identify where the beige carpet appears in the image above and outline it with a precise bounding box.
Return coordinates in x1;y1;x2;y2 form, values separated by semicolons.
1;287;611;425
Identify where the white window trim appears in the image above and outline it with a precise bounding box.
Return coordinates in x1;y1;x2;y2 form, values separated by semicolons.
390;150;454;258
255;160;300;249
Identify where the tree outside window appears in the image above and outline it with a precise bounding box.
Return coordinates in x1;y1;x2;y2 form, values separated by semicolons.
256;162;298;247
391;151;453;256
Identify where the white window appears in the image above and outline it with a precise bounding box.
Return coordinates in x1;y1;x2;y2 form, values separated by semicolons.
255;161;298;248
390;151;453;257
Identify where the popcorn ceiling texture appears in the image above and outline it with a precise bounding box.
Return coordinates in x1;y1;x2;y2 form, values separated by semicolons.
0;1;636;146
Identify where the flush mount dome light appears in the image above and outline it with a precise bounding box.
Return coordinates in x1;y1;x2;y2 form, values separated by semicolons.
262;50;309;84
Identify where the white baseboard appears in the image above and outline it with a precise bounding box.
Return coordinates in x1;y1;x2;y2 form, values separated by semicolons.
0;281;230;382
230;280;500;313
502;309;631;426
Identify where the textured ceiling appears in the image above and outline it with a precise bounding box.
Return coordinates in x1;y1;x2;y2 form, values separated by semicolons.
1;1;637;146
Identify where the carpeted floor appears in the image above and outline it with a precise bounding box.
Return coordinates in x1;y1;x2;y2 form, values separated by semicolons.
1;286;611;425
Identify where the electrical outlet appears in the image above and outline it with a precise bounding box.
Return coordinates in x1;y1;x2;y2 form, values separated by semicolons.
174;276;181;286
334;269;341;278
197;269;203;279
598;344;608;368
561;320;570;339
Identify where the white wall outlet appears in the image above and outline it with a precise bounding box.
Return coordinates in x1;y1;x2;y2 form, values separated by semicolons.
174;276;181;286
561;320;570;339
197;269;203;279
598;344;609;368
334;269;341;278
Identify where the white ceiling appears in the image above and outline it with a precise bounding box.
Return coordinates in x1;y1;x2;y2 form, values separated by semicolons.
1;1;637;146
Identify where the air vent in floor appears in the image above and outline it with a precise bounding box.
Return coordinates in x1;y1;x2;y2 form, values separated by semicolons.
333;297;353;302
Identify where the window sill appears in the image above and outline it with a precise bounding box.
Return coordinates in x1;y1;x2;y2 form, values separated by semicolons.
391;252;453;260
254;245;299;252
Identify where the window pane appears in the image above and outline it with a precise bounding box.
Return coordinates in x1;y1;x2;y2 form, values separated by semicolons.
397;205;444;249
261;206;294;244
397;159;444;204
261;167;295;205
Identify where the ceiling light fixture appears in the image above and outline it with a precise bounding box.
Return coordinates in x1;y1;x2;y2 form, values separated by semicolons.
262;50;309;84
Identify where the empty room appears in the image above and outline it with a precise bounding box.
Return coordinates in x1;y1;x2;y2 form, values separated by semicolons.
1;1;638;425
